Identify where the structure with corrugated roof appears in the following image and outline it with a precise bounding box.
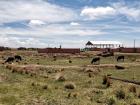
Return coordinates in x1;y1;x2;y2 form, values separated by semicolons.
85;41;123;48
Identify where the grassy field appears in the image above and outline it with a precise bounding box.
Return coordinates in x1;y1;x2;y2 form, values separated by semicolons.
0;51;140;105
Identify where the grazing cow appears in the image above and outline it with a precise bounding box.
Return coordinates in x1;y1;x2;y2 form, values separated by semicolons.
4;57;15;64
115;65;125;70
91;57;100;65
14;55;22;61
117;55;124;62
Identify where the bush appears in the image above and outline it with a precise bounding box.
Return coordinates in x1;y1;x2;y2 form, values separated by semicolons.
129;85;137;93
12;69;16;73
138;92;140;98
115;89;125;99
106;78;111;88
18;70;23;74
102;75;108;84
67;93;71;98
69;60;72;63
73;92;78;98
42;85;48;90
107;97;116;105
31;82;35;86
53;56;57;61
25;71;29;74
65;82;76;89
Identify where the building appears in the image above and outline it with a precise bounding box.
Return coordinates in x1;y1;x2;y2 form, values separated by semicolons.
85;41;123;49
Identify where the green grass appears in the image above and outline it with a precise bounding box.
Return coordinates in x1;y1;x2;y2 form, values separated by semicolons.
101;66;140;81
0;51;140;105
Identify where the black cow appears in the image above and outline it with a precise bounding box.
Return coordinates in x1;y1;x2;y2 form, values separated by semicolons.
4;57;15;64
91;57;100;65
117;55;124;62
14;55;22;61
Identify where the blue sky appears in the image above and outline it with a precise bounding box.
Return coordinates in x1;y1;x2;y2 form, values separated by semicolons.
0;0;140;48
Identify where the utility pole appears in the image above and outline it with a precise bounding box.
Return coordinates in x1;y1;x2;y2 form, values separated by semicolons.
134;39;136;48
134;39;136;53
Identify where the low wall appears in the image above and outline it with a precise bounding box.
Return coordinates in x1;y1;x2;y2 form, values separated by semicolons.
38;48;80;54
88;48;140;53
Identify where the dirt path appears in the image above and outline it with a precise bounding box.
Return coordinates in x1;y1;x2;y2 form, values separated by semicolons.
1;62;140;70
12;62;140;70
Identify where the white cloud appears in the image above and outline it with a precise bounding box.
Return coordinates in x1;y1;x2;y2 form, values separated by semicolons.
81;6;116;20
70;22;80;26
0;35;46;48
0;0;77;24
28;20;46;27
0;24;105;37
112;3;140;21
81;3;140;21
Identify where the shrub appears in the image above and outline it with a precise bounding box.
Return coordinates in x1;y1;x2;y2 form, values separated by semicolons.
106;78;111;88
18;70;23;74
30;74;33;77
107;97;116;105
42;85;48;90
12;69;16;73
55;86;58;89
67;93;71;98
31;82;35;86
53;56;57;61
102;75;108;84
69;60;72;63
138;92;140;98
129;85;137;93
58;68;64;72
65;82;76;89
25;71;29;74
115;89;125;99
73;93;78;98
88;73;92;78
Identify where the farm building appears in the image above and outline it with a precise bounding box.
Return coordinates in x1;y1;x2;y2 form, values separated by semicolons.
38;48;80;54
85;41;123;49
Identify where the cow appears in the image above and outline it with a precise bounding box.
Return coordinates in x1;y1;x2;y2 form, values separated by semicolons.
91;57;100;65
4;57;15;64
14;55;22;62
117;55;124;62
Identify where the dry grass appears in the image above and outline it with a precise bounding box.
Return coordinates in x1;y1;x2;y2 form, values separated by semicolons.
0;51;140;105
